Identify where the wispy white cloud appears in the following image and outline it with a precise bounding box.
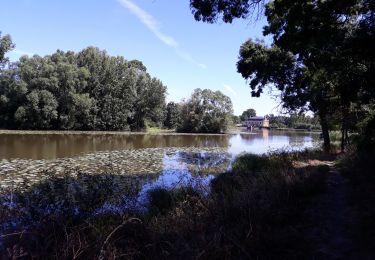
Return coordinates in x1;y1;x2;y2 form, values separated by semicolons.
198;63;207;69
174;49;207;69
118;0;178;48
118;0;206;69
223;84;237;96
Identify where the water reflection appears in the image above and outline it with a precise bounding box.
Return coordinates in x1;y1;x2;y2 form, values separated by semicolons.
0;132;321;236
0;130;319;160
0;150;229;221
228;130;318;154
0;134;230;160
176;152;232;175
94;151;226;215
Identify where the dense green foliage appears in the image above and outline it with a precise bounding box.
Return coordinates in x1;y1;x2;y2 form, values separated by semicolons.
190;0;264;23
1;34;238;133
191;0;375;151
267;113;321;130
0;32;14;69
240;108;256;121
238;107;320;131
0;45;167;130
231;114;241;125
163;101;180;129
178;88;233;133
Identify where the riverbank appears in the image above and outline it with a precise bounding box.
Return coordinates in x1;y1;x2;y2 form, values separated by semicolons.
0;129;228;136
0;128;319;136
1;149;338;259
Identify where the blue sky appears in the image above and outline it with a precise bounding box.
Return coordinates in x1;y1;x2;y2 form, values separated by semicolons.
1;0;282;116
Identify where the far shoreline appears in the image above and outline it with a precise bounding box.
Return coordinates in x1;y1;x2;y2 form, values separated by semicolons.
0;128;321;136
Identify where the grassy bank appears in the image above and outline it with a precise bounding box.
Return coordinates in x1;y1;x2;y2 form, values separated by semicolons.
0;150;331;259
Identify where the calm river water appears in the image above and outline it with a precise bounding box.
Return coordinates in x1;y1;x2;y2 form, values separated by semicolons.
0;130;321;230
0;130;319;160
0;130;319;159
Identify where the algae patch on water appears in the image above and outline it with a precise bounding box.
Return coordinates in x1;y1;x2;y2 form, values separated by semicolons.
0;147;230;190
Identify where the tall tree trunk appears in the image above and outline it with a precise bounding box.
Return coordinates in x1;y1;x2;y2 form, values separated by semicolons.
345;129;349;144
341;128;345;152
340;103;350;153
319;112;331;152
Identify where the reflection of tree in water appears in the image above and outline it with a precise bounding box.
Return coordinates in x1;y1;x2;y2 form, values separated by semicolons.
0;134;231;160
239;130;269;145
141;134;230;148
175;151;232;176
239;133;259;145
190;135;230;148
0;134;143;159
288;134;307;148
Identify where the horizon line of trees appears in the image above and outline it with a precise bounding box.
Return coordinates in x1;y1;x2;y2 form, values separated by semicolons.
0;34;234;133
266;113;321;131
238;107;321;131
0;34;167;131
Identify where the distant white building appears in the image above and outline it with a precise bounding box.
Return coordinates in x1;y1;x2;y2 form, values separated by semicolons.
243;116;270;129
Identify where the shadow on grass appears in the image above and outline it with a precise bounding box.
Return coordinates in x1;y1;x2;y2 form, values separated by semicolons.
338;143;375;256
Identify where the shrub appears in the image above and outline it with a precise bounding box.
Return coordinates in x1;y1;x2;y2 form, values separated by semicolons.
147;188;173;214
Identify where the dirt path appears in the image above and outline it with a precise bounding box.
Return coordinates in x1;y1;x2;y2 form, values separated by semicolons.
304;163;369;259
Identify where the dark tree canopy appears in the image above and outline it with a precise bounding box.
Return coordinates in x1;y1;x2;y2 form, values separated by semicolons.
164;102;180;129
190;0;264;23
191;0;375;151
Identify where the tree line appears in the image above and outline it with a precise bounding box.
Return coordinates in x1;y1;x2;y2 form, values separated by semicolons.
266;114;320;131
238;108;320;131
190;0;375;151
0;38;167;131
0;35;234;133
